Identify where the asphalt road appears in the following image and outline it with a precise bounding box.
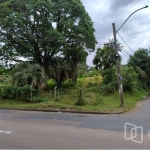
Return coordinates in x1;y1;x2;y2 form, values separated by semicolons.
0;98;150;149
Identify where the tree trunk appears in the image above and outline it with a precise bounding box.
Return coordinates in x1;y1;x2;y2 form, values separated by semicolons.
72;63;77;83
56;73;61;86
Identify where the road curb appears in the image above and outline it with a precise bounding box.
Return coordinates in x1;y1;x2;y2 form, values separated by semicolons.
0;108;124;114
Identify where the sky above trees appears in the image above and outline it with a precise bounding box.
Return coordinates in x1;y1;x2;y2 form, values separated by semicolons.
81;0;150;66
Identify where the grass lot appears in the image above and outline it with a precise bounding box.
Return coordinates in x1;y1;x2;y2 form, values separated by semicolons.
0;86;149;113
0;75;149;113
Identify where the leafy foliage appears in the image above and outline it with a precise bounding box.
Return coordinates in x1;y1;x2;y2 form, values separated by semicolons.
11;62;47;91
100;67;117;94
0;85;35;100
47;79;56;89
128;48;150;87
122;66;138;93
93;45;116;70
0;0;97;83
77;63;89;78
61;79;75;88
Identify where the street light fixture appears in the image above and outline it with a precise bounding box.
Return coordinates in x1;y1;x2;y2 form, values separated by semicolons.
117;5;149;33
112;5;148;107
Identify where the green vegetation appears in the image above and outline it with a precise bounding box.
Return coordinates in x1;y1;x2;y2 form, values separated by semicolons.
0;85;149;113
0;1;150;113
0;0;96;84
0;75;149;113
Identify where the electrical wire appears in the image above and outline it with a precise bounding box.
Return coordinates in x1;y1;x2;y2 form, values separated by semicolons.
120;51;129;59
122;49;131;56
117;32;134;53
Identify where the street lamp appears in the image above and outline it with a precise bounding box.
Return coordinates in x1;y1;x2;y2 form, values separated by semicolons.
117;5;148;33
112;5;148;107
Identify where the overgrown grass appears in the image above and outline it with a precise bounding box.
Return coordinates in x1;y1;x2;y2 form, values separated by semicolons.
0;87;149;113
0;76;149;113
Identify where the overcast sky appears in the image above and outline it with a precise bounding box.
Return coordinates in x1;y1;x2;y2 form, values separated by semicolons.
81;0;150;66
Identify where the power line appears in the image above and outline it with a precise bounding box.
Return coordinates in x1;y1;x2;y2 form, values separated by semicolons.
121;51;129;59
122;48;131;56
117;32;134;53
117;39;131;56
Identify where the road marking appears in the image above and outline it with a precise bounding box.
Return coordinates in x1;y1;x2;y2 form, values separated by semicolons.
0;130;13;134
5;131;13;134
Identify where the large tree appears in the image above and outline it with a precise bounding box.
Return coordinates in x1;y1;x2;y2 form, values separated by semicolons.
0;0;97;81
128;48;150;86
128;48;150;73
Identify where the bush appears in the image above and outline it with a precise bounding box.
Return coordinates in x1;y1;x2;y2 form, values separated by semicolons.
85;69;101;77
102;67;117;85
61;79;75;88
0;85;36;100
100;83;115;95
77;76;102;87
77;78;88;87
122;67;138;92
47;79;56;89
99;67;117;94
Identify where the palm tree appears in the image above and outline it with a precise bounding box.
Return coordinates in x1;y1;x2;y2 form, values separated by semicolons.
93;46;116;70
11;62;47;90
49;57;69;86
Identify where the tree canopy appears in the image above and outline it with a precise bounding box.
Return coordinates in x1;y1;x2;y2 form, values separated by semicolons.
0;0;97;82
93;45;116;70
128;48;150;86
128;48;150;73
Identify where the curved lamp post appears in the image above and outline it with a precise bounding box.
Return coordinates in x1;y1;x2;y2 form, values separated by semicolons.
112;5;148;107
117;5;148;33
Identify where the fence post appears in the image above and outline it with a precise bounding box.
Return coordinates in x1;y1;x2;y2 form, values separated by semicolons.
54;86;57;101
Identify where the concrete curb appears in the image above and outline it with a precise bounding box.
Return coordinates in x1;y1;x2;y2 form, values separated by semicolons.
0;108;124;114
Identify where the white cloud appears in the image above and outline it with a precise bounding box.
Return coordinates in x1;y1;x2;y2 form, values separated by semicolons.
81;0;150;66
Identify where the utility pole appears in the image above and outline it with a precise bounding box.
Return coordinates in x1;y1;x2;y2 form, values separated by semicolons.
112;23;124;107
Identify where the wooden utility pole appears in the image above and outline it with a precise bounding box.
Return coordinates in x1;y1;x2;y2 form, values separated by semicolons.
112;23;124;107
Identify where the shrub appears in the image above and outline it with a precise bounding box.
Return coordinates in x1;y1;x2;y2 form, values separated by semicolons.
0;85;36;100
122;67;138;92
100;83;115;95
61;79;75;88
102;67;117;85
47;79;56;89
99;67;117;94
77;78;88;88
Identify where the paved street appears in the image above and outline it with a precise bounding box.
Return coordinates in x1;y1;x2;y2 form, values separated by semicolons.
0;98;150;149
